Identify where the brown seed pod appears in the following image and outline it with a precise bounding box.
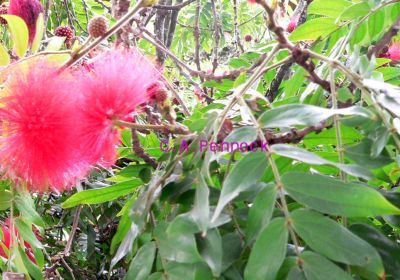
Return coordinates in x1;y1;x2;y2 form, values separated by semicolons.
88;16;109;38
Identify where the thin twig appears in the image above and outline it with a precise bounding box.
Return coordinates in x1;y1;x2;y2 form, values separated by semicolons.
210;0;220;73
154;0;195;10
232;0;244;52
60;257;76;280
63;205;82;257
131;129;158;168
193;0;201;72
330;68;346;181
161;77;191;116
238;96;302;259
115;120;190;134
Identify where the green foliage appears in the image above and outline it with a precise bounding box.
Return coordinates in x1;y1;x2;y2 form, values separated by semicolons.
1;0;400;279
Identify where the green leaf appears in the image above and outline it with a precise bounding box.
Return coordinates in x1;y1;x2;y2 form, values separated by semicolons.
198;229;223;277
339;2;370;21
368;9;385;42
0;189;11;210
289;18;338;42
45;36;66;52
346;139;392;169
211;152;268;223
14;218;43;249
291;209;384;276
282;172;400;217
62;179;142;208
0;44;10;66
221;233;243;272
364;79;400;117
376;67;400;81
2;15;29;57
303;125;361;146
156;223;202;264
244;218;288;280
258;104;372;128
350;223;400;279
125;242;156;280
271;144;372;179
15;192;45;227
369;125;390;157
246;185;277;243
17;247;43;280
110;195;135;253
308;0;352;18
287;267;306;280
224;126;258;143
233;72;247;88
351;20;369;46
31;13;44;53
301;251;352;280
276;257;297;280
190;174;210;232
163;262;213;280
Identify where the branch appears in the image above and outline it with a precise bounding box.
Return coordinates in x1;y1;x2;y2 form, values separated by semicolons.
154;0;168;62
131;129;157;168
115;120;190;134
256;0;331;93
111;0;132;46
210;0;220;73
232;0;244;52
153;0;195;10
368;15;400;59
193;0;202;72
265;60;293;101
63;205;82;257
265;0;309;101
165;0;182;48
265;122;330;145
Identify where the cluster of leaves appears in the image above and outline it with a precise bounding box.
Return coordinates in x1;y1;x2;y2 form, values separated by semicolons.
2;0;400;279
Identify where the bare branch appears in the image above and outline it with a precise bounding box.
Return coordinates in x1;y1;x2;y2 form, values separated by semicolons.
153;0;195;10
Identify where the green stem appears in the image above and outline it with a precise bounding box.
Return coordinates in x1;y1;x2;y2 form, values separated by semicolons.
7;186;15;272
238;98;302;259
330;68;346;181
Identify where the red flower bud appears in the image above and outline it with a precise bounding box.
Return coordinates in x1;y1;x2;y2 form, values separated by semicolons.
244;34;252;42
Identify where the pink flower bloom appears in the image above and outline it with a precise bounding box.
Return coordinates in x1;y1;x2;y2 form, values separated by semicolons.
386;42;400;62
8;0;44;43
0;59;88;192
76;48;160;166
287;15;299;33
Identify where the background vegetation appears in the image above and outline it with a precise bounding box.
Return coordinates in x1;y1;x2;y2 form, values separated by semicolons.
1;0;400;279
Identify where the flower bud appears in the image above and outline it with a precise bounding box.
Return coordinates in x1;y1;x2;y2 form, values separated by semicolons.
88;16;109;38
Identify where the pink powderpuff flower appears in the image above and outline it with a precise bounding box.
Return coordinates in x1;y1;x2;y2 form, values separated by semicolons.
76;48;161;167
287;15;300;33
0;59;89;192
383;42;400;62
8;0;44;44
